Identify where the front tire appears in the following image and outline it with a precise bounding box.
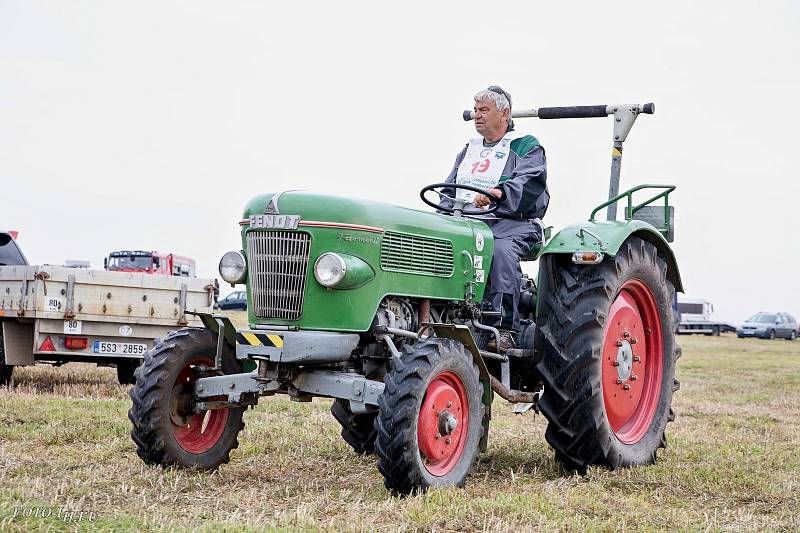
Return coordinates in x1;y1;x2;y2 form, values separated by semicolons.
537;237;679;471
375;339;484;494
128;328;244;470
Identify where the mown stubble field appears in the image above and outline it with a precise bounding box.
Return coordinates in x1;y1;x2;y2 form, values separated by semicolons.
0;333;798;532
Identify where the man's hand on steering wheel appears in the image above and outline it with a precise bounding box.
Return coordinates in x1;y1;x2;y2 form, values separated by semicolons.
474;188;503;208
419;183;502;216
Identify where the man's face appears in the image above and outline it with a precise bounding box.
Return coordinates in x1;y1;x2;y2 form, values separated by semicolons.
473;99;509;141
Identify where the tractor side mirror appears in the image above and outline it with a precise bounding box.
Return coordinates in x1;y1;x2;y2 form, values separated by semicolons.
104;257;108;269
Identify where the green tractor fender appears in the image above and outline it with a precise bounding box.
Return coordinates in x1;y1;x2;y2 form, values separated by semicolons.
538;220;683;292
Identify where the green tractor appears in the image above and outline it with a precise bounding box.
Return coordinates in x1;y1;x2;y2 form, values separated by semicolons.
128;102;681;494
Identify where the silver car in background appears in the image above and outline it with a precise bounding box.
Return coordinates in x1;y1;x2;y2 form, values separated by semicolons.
737;312;798;340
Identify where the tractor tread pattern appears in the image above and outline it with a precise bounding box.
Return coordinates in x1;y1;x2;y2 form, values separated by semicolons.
128;328;244;469
536;238;680;471
374;338;483;494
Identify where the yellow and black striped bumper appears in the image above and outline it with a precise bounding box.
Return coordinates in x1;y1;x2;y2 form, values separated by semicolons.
236;332;284;348
232;329;359;364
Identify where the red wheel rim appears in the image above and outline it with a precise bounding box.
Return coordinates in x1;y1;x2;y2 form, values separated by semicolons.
601;279;663;444
170;356;229;454
417;370;469;476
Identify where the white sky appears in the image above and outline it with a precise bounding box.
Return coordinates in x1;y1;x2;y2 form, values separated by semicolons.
2;1;798;323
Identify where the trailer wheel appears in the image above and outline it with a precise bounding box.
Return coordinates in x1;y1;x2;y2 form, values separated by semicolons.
331;399;377;455
711;326;720;337
375;338;484;494
116;359;141;385
537;237;679;471
128;328;244;470
0;328;13;386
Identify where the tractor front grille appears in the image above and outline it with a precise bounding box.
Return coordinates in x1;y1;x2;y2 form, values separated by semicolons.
247;231;311;319
380;231;454;277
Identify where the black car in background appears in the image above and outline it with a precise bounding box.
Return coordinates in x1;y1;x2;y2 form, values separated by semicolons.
0;231;28;384
737;312;797;340
0;231;28;266
216;290;247;311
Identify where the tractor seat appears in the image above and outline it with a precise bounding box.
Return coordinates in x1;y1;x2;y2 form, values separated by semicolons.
521;241;543;262
520;226;550;262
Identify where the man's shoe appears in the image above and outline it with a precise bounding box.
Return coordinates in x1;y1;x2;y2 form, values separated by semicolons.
486;330;516;352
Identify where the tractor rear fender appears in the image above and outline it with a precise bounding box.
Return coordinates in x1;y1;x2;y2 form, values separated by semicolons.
539;221;683;292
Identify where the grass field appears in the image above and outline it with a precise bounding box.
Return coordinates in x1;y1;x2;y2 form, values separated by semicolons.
1;333;798;531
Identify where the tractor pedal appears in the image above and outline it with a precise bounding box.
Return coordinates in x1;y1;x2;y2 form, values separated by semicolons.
513;402;536;415
512;386;544;415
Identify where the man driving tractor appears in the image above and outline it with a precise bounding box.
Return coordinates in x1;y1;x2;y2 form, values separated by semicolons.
442;85;550;351
127;81;675;494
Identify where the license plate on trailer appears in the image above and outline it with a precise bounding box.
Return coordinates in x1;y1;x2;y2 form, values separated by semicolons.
93;341;148;355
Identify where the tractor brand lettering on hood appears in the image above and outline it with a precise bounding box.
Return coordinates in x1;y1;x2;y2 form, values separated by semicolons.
249;214;301;230
336;233;380;245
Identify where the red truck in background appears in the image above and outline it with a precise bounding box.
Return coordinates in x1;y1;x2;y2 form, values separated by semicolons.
104;250;196;277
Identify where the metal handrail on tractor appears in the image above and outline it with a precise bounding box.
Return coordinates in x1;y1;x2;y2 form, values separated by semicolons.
589;184;676;230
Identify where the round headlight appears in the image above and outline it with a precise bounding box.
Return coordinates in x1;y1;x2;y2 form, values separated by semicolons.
314;253;347;288
219;251;247;284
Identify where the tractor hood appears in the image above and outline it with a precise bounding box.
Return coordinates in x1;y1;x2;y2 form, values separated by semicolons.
237;191;494;332
242;191;475;236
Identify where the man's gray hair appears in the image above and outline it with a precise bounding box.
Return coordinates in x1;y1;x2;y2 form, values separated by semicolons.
474;86;512;113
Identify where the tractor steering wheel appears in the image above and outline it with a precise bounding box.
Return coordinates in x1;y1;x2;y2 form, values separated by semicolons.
419;183;501;216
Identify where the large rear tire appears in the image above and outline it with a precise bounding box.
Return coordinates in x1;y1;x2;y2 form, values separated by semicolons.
375;338;484;494
128;328;244;470
331;399;377;455
537;237;679;471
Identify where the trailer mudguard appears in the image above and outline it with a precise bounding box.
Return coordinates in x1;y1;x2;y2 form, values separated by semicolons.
539;220;683;292
2;321;35;365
